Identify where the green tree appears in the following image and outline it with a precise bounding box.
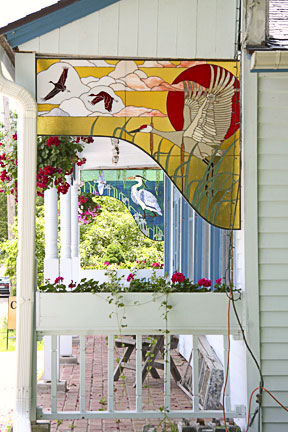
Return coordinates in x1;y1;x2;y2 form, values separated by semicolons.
80;196;164;269
0;201;45;291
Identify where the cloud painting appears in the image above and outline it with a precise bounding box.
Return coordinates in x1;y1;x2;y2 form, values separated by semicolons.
37;59;202;117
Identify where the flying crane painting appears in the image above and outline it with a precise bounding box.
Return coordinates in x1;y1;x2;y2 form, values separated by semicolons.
37;59;240;229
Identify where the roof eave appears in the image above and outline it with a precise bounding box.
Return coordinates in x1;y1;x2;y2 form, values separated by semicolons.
0;0;120;49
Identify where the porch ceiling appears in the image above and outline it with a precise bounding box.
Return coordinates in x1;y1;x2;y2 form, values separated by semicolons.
80;137;158;170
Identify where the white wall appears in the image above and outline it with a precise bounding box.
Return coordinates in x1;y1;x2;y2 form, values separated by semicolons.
19;0;237;59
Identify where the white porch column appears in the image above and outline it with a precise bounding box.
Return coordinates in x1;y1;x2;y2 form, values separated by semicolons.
60;176;72;281
44;186;59;281
1;49;37;431
71;167;80;282
60;176;73;357
43;186;59;382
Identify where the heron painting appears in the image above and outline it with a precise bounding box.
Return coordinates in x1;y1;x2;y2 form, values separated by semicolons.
81;169;164;241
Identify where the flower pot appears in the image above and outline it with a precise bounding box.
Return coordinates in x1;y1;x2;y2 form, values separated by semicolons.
36;292;242;336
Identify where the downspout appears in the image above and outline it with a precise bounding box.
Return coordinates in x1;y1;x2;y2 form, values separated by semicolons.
0;47;37;431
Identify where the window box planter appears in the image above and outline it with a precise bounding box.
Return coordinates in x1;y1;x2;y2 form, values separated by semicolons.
35;291;243;336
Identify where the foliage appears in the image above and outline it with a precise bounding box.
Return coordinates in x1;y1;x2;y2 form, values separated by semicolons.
38;269;238;295
0;200;45;290
80;196;164;269
0;191;8;242
103;244;126;265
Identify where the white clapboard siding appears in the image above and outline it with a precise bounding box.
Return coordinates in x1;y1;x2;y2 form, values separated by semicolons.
18;0;237;59
258;72;288;431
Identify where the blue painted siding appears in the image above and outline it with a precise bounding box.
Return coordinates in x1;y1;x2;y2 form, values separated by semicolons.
165;178;228;285
210;225;221;288
181;198;189;277
4;0;121;47
193;214;203;282
164;175;171;276
173;188;181;273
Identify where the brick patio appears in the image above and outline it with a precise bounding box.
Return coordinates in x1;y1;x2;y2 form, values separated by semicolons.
37;335;194;432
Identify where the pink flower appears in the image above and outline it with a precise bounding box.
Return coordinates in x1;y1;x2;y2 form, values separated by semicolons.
198;278;211;287
136;260;139;263
216;278;222;284
171;272;186;283
127;273;135;282
152;262;160;268
54;276;64;284
104;261;110;266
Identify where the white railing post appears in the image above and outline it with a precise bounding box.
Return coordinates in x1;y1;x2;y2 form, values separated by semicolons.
164;334;171;412
80;336;86;413
223;335;231;412
192;335;199;411
136;335;142;412
51;335;58;414
108;336;114;412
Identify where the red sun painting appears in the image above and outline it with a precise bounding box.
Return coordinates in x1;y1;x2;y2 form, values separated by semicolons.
166;63;240;140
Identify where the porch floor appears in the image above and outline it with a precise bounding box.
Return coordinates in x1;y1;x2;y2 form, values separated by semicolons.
37;335;195;432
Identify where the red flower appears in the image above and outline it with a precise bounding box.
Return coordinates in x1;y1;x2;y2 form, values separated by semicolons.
127;273;135;282
171;272;186;283
76;157;86;166
216;278;222;284
68;280;76;289
44;165;55;175
152;262;160;268
104;261;110;266
54;276;64;284
198;278;211;287
12;133;17;141
47;136;60;147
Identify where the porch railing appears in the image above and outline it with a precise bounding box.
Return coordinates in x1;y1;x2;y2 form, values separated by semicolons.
35;332;245;422
34;291;245;422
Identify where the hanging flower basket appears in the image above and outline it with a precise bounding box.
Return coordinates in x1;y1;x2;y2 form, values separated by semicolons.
0;134;93;198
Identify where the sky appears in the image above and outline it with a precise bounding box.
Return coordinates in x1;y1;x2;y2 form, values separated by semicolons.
0;0;58;28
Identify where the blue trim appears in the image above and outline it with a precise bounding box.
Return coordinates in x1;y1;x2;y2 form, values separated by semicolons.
193;214;203;282
210;226;221;289
173;188;180;273
5;0;121;47
181;198;189;277
164;175;171;277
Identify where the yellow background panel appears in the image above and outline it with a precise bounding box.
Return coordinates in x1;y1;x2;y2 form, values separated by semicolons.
37;58;60;73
